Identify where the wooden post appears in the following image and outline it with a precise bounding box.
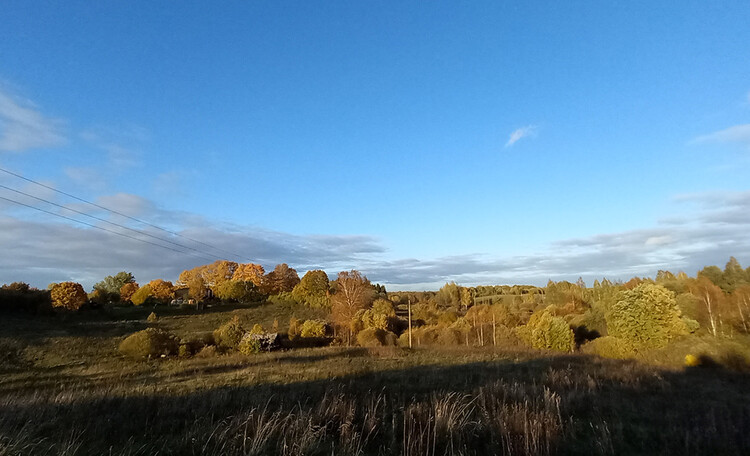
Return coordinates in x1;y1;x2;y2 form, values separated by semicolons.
408;298;413;349
492;312;497;346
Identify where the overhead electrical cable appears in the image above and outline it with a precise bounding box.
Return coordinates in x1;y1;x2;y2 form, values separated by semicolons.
0;166;247;260
0;183;226;261
0;194;219;262
0;166;252;262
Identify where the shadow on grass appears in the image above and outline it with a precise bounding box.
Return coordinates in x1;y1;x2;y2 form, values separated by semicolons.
1;351;749;455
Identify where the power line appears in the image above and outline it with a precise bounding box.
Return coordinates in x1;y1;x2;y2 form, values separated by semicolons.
0;183;226;261
0;194;218;262
0;166;247;260
0;166;251;261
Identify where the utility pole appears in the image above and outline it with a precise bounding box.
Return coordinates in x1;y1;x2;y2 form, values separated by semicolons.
492;312;497;346
408;298;413;349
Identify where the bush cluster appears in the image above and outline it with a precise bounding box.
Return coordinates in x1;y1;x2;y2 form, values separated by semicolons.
119;328;179;359
213;316;245;349
516;309;575;352
357;328;397;347
300;320;327;338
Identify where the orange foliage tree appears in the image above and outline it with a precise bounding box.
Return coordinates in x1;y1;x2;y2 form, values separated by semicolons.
262;263;300;294
147;279;174;303
120;282;140;302
50;282;87;311
232;263;265;288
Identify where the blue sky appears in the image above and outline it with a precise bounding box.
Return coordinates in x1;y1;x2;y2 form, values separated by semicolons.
1;1;749;290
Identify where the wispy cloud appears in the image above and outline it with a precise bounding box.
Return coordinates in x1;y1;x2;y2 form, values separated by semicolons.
0;89;66;152
80;125;147;168
693;124;750;147
505;125;537;148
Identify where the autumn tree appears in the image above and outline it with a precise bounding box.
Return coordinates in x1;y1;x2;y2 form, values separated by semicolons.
733;285;750;333
359;298;397;331
435;282;462;308
232;263;265;287
688;276;727;337
262;263;300;294
202;260;238;287
147;279;174;304
292;269;330;308
120;282;140;302
50;282;87;311
131;285;153;306
330;270;375;345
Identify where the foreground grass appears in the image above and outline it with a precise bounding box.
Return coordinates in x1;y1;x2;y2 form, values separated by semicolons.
1;304;750;455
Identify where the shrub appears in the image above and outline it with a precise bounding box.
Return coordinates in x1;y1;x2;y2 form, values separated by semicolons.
50;282;87;311
437;327;462;345
606;283;689;350
119;328;179;359
357;328;397;347
238;334;262;355
516;310;575;352
0;285;50;314
131;285;153;306
249;323;264;335
195;345;218;358
300;320;326;338
288;317;301;340
147;312;157;322
213;316;245;349
581;336;633;359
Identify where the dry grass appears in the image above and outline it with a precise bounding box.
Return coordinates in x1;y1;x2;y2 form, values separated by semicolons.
2;304;750;454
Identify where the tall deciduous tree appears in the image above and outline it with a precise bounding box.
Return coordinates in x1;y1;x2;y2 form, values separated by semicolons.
330;270;375;345
262;263;300;294
232;263;265;287
688;276;726;337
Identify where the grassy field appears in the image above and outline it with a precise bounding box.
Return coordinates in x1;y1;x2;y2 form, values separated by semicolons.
2;301;750;455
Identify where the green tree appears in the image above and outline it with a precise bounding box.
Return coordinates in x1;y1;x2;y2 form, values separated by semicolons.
214;280;257;302
292;270;330;308
93;271;135;301
723;257;748;292
516;308;574;352
606;283;689;350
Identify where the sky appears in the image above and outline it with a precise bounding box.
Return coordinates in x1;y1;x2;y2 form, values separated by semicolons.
1;1;749;290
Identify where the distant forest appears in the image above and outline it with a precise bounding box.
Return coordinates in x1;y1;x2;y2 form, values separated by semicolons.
3;257;750;365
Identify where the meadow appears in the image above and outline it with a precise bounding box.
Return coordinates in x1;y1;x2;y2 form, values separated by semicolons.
2;300;749;456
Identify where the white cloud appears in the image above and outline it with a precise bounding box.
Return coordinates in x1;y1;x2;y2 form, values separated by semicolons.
0;89;66;152
505;125;537;148
693;124;750;147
